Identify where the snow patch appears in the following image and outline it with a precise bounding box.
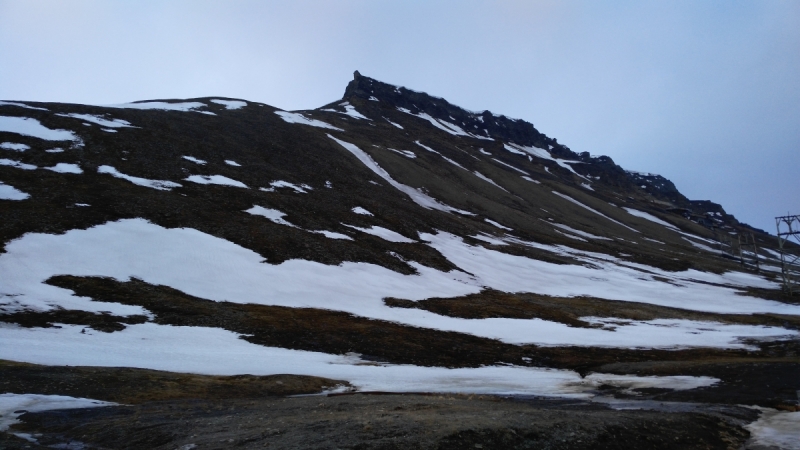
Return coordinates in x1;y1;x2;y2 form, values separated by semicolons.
339;102;370;120
505;143;583;177
491;158;529;175
552;191;639;233
56;113;134;128
521;176;540;184
549;222;611;241
1;142;30;152
275;111;343;131
99;165;181;191
328;135;474;215
343;224;415;243
182;156;206;165
105;101;208;112
473;171;508;192
210;99;247;110
623;208;679;231
0;393;116;432
745;407;800;450
0;101;48;111
352;207;372;216
0;181;29;200
45;163;82;174
245;206;295;227
415;141;467;170
185;174;247;188
259;180;312;193
384;117;403;129
0;158;36;170
0;116;78;141
387;148;416;158
485;219;512;231
224;160;241;167
311;230;353;240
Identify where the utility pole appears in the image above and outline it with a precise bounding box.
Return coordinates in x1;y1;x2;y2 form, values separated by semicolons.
776;215;800;295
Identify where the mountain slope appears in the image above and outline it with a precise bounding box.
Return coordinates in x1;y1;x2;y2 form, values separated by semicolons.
1;72;798;449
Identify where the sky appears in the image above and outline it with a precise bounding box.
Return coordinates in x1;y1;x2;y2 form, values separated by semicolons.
1;0;798;233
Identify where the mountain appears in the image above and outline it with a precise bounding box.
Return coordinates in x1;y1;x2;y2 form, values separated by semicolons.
0;72;798;449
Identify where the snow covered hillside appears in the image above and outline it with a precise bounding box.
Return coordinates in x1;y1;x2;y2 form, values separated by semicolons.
1;72;798;449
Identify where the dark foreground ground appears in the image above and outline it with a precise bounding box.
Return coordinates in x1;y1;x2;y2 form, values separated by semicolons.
3;393;758;450
2;360;799;450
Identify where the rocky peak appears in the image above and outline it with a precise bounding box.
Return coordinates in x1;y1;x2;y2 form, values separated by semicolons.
343;71;559;151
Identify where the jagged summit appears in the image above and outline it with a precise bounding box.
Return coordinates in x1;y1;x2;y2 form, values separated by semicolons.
331;71;747;231
341;71;558;151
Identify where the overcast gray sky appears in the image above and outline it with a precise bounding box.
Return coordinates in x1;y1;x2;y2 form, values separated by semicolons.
1;0;797;233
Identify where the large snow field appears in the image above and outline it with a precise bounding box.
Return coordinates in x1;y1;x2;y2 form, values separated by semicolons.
0;322;718;397
0;219;796;351
0;116;78;141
